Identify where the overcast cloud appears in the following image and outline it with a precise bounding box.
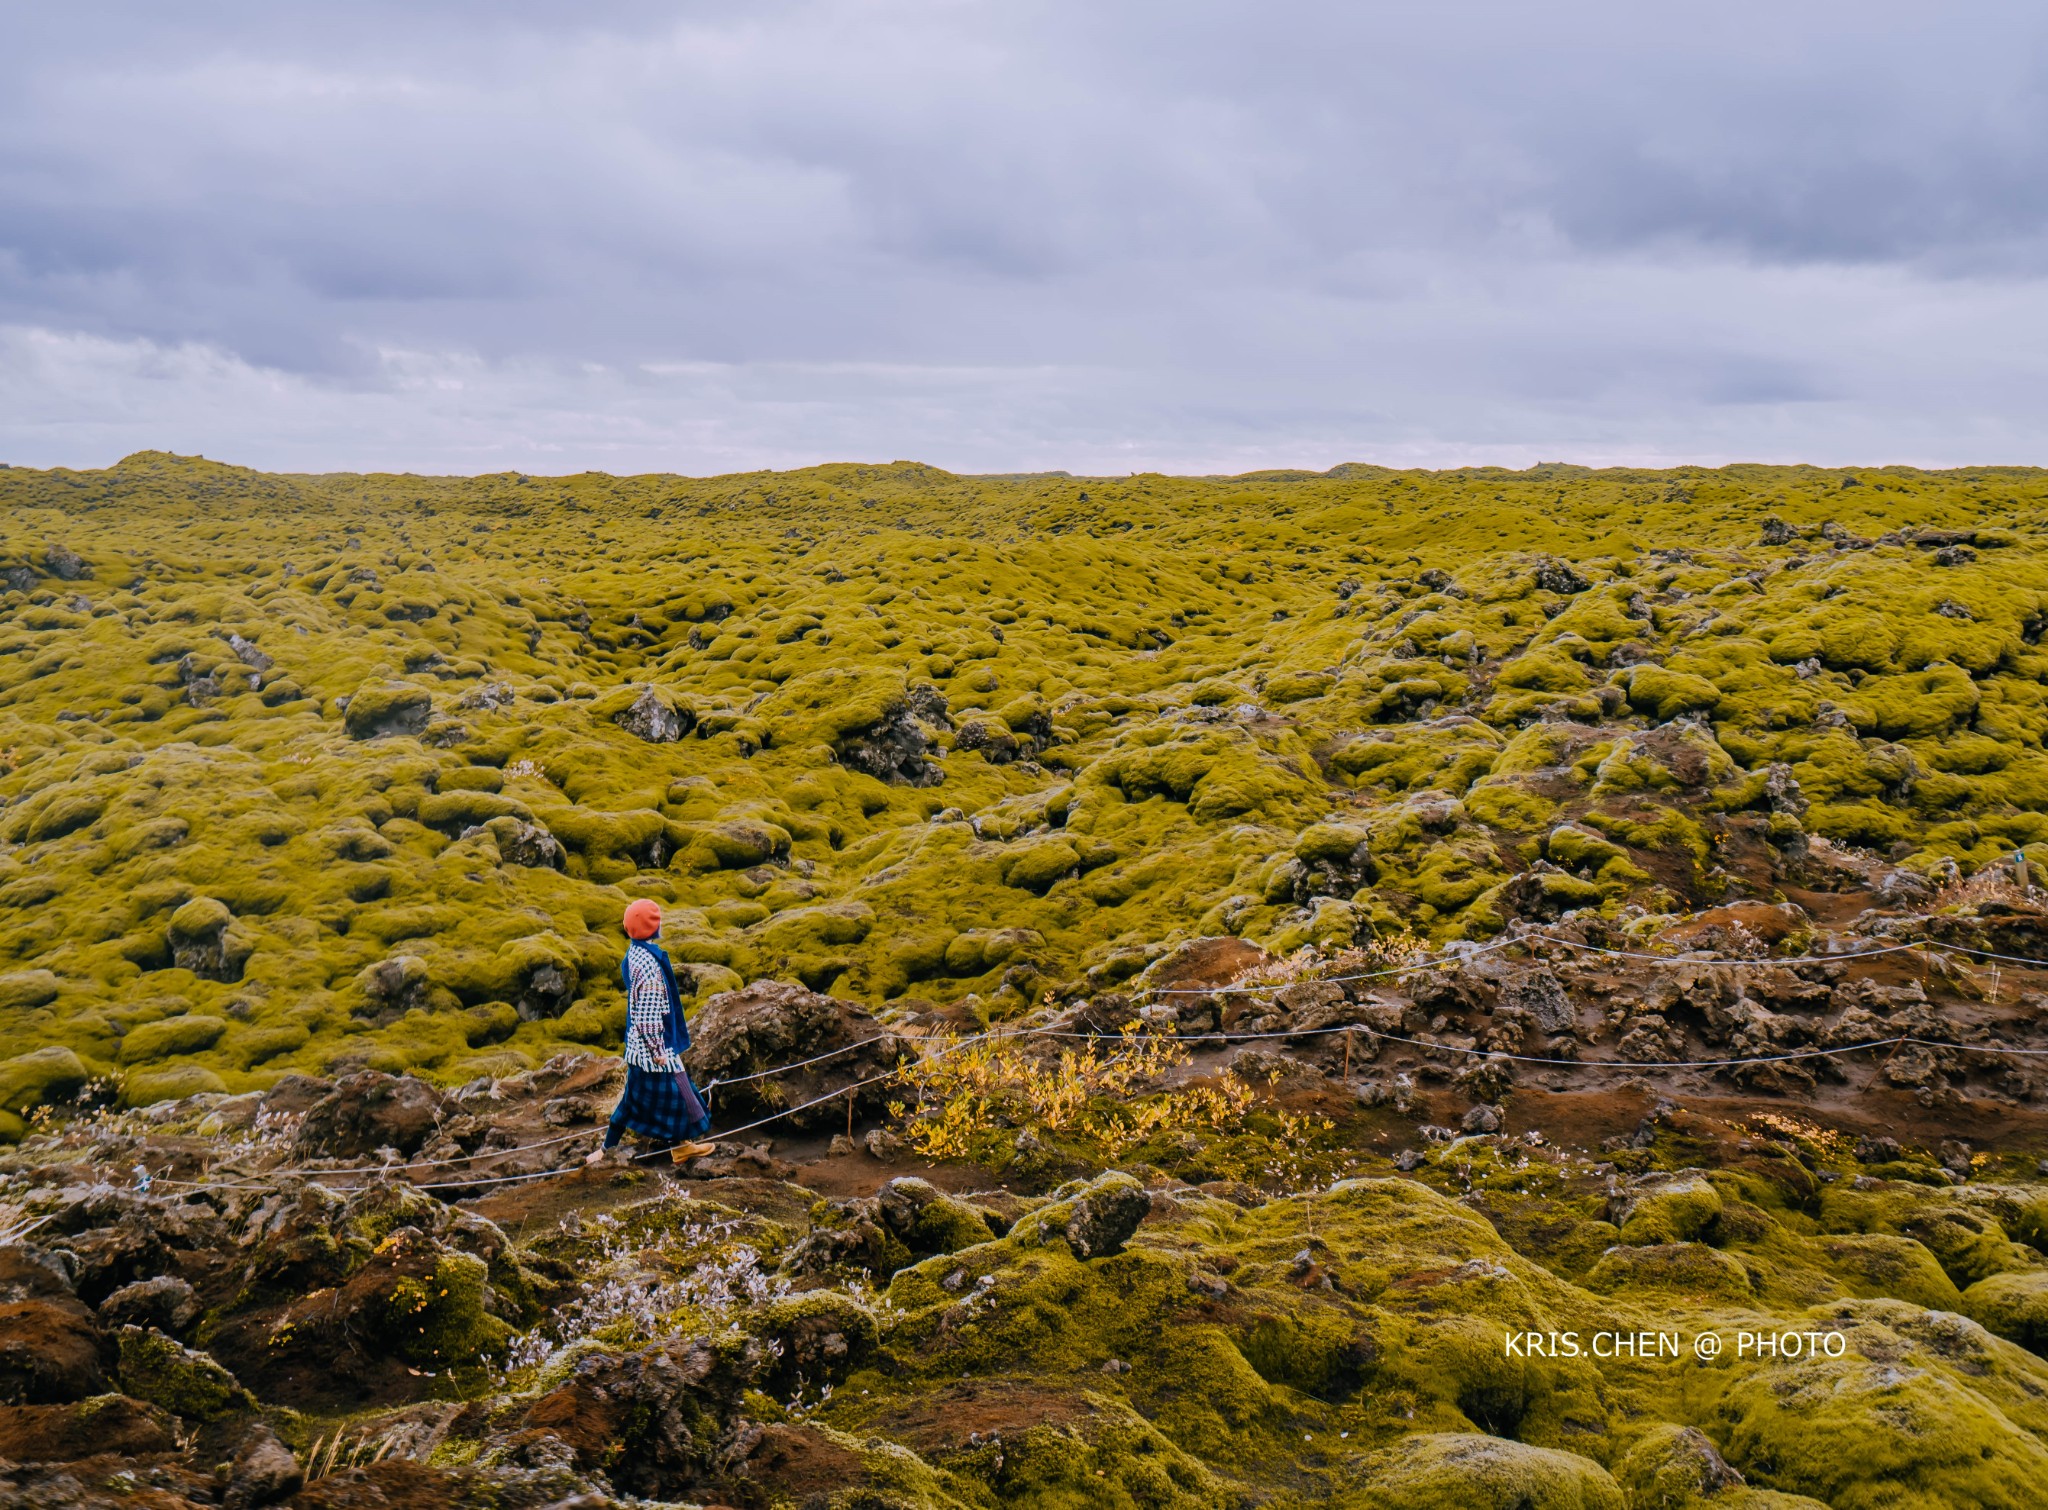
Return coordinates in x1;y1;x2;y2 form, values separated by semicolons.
2;2;2045;474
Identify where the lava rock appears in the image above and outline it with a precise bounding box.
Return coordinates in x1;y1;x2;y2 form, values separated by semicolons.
484;815;566;869
833;687;949;786
99;1276;200;1336
1062;1172;1152;1260
501;1334;766;1499
1497;968;1574;1036
615;683;692;743
223;1423;303;1509
44;544;89;581
876;1176;997;1255
686;980;911;1132
1533;558;1591;594
343;680;434;740
165;895;243;982
116;1326;250;1420
1461;1103;1504;1135
226;633;274;673
294;1070;451;1159
0;1296;108;1404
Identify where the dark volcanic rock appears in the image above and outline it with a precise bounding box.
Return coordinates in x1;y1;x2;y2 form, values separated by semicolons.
343;681;433;740
259;1073;334;1118
833;687;949;786
99;1276;200;1337
225;632;274;673
875;1176;996;1256
294;1070;450;1159
44;543;90;581
1497;968;1575;1036
223;1423;303;1509
1134;936;1274;1032
615;683;692;743
500;1334;764;1500
1534;558;1591;594
488;816;568;870
1063;1173;1151;1259
685;980;911;1131
0;1295;108;1404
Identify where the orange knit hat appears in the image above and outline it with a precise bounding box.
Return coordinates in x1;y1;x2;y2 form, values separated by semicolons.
623;899;662;940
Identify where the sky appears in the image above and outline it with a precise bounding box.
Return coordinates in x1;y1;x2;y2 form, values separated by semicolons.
3;2;2046;476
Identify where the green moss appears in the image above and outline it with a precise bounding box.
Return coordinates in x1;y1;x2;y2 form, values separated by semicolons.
1714;1306;2048;1508
343;679;434;739
0;1043;88;1113
382;1249;512;1367
0;456;2042;1081
115;1326;251;1420
1001;837;1083;894
1339;1433;1624;1510
1583;1243;1754;1302
1814;1235;1965;1311
120;1013;228;1063
1624;665;1723;722
1464;783;1557;831
1964;1271;2048;1351
125;1064;230;1105
1615;1173;1724;1245
1615;1425;1828;1510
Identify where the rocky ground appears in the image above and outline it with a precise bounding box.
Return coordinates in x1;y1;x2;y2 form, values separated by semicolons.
7;870;2048;1508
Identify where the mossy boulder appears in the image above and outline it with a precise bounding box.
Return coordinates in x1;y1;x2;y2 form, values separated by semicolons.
1623;664;1724;722
877;1177;997;1257
1715;1322;2048;1506
114;1326;251;1420
742;1291;880;1394
1011;1171;1153;1259
1614;1172;1724;1245
0;971;60;1012
1815;1235;1965;1310
1341;1432;1624;1509
1000;836;1082;893
0;1045;89;1115
1615;1424;1827;1510
1583;1242;1754;1302
119;1014;228;1065
1964;1270;2048;1351
380;1249;511;1367
343;679;433;739
123;1065;230;1107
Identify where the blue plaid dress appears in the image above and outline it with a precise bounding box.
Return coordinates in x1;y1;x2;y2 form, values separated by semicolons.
607;943;712;1145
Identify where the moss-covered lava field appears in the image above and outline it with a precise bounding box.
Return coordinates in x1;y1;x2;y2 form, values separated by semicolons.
8;453;2048;1508
5;453;2047;1110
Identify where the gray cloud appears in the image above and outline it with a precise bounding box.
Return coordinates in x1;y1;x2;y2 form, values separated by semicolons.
1;1;2045;471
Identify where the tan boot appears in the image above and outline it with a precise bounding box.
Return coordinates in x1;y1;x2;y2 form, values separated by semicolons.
670;1140;717;1163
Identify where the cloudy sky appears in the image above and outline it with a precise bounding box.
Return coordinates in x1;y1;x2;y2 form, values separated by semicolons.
3;2;2045;475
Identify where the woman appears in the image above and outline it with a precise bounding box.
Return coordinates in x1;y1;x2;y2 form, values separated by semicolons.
586;899;718;1165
